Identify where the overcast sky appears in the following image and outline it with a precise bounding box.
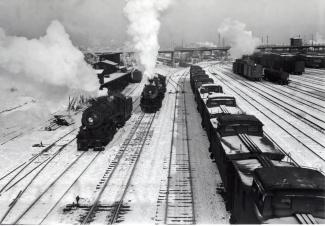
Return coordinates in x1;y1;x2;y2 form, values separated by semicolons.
0;0;324;49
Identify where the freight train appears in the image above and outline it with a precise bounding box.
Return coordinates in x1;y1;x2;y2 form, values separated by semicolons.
232;58;264;81
77;93;132;151
140;74;167;113
255;53;305;75
98;69;142;91
190;65;325;224
298;54;325;69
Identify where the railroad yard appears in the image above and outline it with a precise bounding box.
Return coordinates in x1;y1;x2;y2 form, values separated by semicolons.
1;0;325;225
0;62;324;224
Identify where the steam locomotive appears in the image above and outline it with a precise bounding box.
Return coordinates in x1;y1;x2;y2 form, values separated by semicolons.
140;74;166;113
77;93;132;151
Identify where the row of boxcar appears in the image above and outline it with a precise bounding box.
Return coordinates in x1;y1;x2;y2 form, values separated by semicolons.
190;65;325;224
299;54;325;69
233;54;297;85
233;53;325;85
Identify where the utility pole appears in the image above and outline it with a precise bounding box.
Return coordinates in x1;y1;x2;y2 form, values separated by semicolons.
312;33;314;46
266;35;269;46
262;36;264;45
218;33;221;47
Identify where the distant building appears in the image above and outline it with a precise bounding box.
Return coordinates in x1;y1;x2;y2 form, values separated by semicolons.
98;53;121;64
94;60;119;75
290;38;303;47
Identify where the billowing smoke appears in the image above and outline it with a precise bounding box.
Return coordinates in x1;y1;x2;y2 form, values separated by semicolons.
124;0;172;79
218;18;260;59
0;20;97;93
0;20;98;133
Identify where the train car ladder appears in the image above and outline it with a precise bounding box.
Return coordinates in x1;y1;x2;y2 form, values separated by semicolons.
219;105;230;114
238;133;273;167
295;213;318;224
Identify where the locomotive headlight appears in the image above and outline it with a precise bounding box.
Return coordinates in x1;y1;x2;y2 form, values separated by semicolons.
88;117;94;125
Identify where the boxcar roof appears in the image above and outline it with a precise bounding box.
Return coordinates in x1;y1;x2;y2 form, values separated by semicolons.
102;72;129;83
201;84;221;88
207;93;235;99
254;167;325;191
232;159;293;187
218;114;263;126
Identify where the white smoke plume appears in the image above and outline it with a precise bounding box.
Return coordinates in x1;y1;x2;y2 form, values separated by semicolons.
218;18;260;59
0;20;99;133
124;0;172;79
0;20;97;93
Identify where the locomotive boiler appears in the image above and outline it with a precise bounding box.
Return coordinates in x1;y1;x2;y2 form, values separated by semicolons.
77;93;132;151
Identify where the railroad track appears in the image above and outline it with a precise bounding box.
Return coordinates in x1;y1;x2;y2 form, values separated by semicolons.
5;146;88;224
11;103;149;224
284;85;325;102
291;76;325;88
305;69;325;76
290;81;325;96
0;108;82;146
80;112;156;224
254;80;325;113
296;74;325;82
218;67;325;132
208;66;325;171
155;70;196;225
0;136;77;224
0;129;77;191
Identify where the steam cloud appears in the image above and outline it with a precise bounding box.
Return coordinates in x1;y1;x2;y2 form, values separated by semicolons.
0;20;98;93
124;0;172;79
218;18;260;59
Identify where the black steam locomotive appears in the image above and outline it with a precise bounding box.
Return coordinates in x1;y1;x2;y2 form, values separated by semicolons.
77;93;132;151
140;74;166;113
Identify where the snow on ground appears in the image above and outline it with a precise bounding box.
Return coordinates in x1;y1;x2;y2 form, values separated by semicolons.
5;60;324;224
122;66;229;224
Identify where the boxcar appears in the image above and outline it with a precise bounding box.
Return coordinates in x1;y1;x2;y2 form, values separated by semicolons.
208;114;285;202
264;68;289;85
231;162;325;224
195;83;223;109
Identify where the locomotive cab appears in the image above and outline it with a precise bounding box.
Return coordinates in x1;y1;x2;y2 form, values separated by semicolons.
251;167;325;224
